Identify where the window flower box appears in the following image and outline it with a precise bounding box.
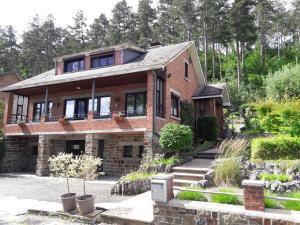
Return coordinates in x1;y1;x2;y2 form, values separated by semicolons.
112;112;124;122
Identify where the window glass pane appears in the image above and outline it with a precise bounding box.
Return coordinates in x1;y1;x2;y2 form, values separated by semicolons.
100;57;107;67
12;95;18;115
108;56;114;65
77;100;87;117
123;145;133;158
65;59;84;72
91;58;99;68
88;98;98;112
136;93;145;114
22;97;28;116
18;96;24;105
79;60;84;70
126;94;135;114
65;100;75;118
48;102;53;117
17;105;23;120
100;97;111;116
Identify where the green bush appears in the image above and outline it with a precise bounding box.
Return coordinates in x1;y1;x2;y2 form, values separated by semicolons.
176;191;207;201
282;192;300;211
159;123;193;153
266;64;300;100
196;116;218;141
259;173;292;183
251;136;300;160
210;188;241;205
121;172;154;182
243;99;300;136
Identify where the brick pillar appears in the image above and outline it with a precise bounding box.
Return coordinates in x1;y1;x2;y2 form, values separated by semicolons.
151;174;174;203
85;133;98;156
36;135;52;176
242;180;265;212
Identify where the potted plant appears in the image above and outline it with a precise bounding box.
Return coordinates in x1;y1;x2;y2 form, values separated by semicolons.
76;154;102;215
112;112;124;122
49;153;78;212
59;116;68;124
17;119;26;127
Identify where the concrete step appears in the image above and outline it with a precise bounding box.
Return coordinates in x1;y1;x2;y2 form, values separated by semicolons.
196;152;218;159
172;166;209;174
171;172;205;181
173;179;201;187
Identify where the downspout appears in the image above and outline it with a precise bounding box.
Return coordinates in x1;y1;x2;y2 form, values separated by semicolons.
152;70;156;136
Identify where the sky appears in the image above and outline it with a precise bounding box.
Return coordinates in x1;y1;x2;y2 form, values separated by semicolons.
0;0;293;36
0;0;143;34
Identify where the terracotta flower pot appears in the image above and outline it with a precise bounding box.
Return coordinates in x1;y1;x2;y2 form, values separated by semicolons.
113;113;124;122
76;195;95;215
59;117;67;124
60;193;77;212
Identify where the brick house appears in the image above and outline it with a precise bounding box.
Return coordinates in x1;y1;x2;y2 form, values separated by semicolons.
0;41;230;176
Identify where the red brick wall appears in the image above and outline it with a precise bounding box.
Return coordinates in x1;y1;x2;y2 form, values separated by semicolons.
155;47;201;133
0;73;21;102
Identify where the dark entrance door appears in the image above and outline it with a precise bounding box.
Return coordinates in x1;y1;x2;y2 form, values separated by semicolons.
98;140;104;171
66;140;85;155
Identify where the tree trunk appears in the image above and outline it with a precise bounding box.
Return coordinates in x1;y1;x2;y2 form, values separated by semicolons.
203;21;208;80
67;177;70;194
83;179;86;196
236;39;241;90
218;44;222;80
241;42;245;78
212;42;215;80
277;22;280;58
260;32;266;69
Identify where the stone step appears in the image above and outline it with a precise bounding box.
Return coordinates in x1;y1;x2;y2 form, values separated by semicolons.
101;214;152;225
171;172;205;181
172;167;209;174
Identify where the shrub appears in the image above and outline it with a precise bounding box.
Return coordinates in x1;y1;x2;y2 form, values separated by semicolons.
121;172;154;182
196;116;218;141
259;173;292;183
251;136;300;160
176;191;207;201
210;188;241;205
180;100;194;129
150;155;179;166
282;192;300;211
243;98;300;136
266;64;300;100
159;123;193;153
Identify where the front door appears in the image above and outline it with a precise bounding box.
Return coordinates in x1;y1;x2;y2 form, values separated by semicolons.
66;140;85;155
98;140;104;171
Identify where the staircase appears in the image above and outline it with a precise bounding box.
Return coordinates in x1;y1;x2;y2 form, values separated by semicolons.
171;166;209;187
196;148;219;159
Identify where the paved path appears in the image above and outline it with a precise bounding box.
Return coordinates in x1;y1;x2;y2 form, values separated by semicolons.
178;158;214;169
0;173;128;203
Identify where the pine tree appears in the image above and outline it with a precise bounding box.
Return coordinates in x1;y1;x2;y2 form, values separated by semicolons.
67;10;88;51
88;14;110;48
137;0;157;47
0;25;19;72
109;0;138;44
254;0;275;70
230;0;257;88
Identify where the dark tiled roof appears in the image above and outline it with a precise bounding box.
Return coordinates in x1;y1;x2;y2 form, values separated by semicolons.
2;41;194;92
192;85;223;98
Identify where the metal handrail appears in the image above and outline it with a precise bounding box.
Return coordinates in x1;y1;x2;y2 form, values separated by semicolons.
264;195;300;202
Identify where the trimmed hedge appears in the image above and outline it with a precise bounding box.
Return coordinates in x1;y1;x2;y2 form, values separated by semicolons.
251;136;300;160
196;115;218;141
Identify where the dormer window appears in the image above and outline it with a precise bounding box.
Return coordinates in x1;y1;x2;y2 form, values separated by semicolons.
64;58;84;73
91;54;114;68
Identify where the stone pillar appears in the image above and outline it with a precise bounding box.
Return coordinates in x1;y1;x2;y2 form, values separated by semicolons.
151;174;174;203
36;135;52;176
85;133;98;156
242;180;265;212
143;131;154;161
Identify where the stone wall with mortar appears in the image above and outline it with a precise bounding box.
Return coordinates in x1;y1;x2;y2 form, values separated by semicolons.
0;136;38;172
153;201;300;225
103;133;144;176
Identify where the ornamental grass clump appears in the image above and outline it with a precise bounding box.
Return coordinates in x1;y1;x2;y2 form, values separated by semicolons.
176;191;207;201
214;138;248;186
210;188;242;205
259;173;292;183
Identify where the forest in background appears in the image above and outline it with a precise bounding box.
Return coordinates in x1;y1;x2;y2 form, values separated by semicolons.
0;0;299;109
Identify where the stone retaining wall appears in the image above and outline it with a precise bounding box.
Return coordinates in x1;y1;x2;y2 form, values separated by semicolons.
153;200;300;225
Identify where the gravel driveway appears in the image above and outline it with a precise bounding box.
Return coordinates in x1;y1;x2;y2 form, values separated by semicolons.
0;173;128;203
